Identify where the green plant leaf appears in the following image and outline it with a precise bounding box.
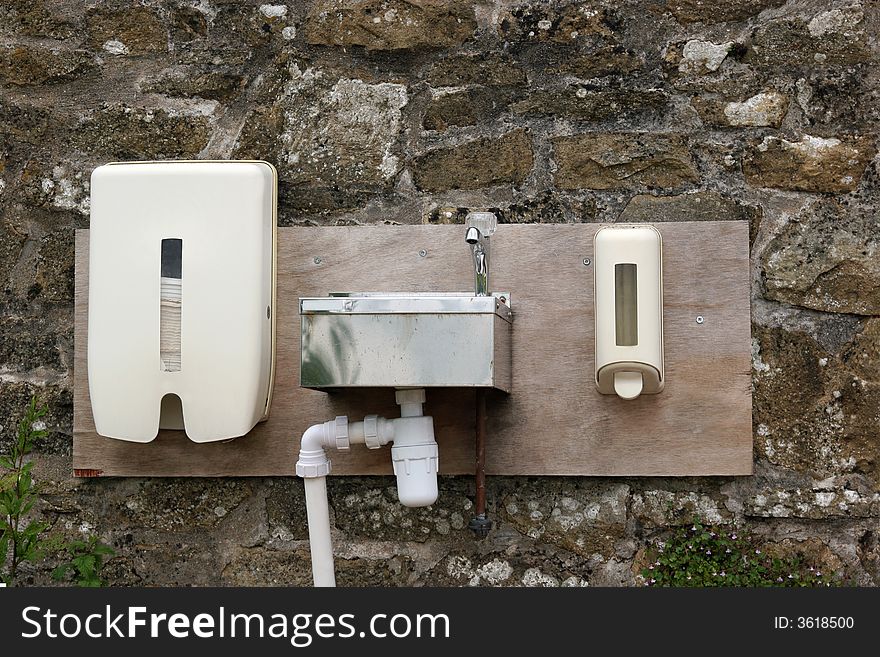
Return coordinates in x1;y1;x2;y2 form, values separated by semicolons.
0;474;15;494
51;563;72;580
73;554;97;574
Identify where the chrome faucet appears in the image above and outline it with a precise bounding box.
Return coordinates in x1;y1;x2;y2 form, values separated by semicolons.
464;212;497;297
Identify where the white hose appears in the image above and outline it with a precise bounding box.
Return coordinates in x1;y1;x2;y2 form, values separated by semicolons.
303;476;336;587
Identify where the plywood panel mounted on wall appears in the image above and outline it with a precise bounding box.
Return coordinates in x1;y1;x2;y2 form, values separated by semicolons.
73;222;752;477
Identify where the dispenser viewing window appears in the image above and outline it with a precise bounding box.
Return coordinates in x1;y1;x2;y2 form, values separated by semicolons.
87;161;277;443
594;225;664;400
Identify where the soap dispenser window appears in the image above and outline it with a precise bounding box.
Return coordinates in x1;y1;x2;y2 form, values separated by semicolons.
614;263;638;347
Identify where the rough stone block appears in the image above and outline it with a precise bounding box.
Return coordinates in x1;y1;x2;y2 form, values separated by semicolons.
691;91;789;128
428;550;597;587
513;87;667;122
423;88;517;131
0;100;55;146
745;481;880;519
139;65;246;101
85;5;168;55
0;314;65;373
747;6;871;69
330;476;474;542
426;52;527;88
631;490;732;528
0;45;93;86
744;134;875;193
666;0;786;24
761;199;880;314
552;133;698;190
265;478;309;542
751;324;880;483
223;546;416;586
72;105;212;160
411;129;533;191
0;0;79;39
109;479;254;531
796;69;880;134
553;45;642;78
498;3;619;44
305;0;476;51
235;64;408;213
499;480;629;556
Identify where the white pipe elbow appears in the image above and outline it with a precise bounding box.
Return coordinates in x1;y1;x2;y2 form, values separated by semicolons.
296;418;340;478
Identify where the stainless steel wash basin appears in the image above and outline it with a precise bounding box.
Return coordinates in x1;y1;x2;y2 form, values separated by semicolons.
299;292;512;391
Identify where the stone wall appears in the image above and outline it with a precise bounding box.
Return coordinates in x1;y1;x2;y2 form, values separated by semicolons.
1;0;879;586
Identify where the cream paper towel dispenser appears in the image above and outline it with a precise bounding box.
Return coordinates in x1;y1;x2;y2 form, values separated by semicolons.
87;161;277;443
594;225;664;400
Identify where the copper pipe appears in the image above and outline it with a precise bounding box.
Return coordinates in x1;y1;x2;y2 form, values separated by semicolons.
475;388;487;514
469;388;492;538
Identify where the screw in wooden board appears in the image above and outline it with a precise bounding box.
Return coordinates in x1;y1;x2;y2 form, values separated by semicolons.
583;258;591;266
696;315;704;324
313;256;322;265
418;249;427;257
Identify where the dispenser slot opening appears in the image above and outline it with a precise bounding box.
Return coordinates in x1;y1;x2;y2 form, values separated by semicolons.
160;238;183;372
159;392;185;430
614;262;638;346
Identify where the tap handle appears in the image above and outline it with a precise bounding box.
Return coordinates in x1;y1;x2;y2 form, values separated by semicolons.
465;211;497;238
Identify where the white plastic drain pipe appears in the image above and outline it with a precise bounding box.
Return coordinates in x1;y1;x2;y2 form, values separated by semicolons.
296;389;439;587
303;477;334;586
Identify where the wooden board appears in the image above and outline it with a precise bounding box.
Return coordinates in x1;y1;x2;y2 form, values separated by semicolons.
73;222;752;477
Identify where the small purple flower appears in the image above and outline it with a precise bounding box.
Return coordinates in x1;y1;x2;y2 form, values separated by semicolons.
692;525;698;532
776;576;783;582
687;575;692;581
731;533;738;540
720;571;726;577
650;578;656;584
726;548;732;554
755;549;761;555
788;574;793;579
649;565;654;570
706;549;711;555
816;572;822;577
